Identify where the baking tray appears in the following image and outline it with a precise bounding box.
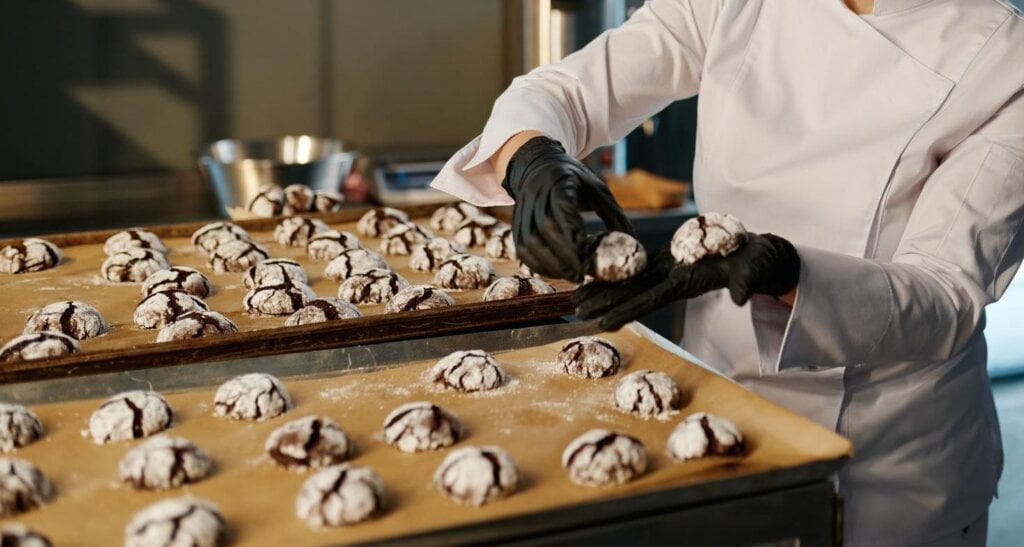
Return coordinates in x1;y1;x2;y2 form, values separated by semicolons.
0;321;852;546
0;206;575;382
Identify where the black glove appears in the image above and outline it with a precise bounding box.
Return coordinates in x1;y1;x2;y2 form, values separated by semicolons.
573;233;801;331
503;136;632;282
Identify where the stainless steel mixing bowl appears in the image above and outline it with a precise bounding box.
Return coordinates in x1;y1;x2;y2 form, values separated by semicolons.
198;136;356;215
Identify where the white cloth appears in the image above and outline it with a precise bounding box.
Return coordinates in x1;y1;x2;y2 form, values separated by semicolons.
431;1;1024;545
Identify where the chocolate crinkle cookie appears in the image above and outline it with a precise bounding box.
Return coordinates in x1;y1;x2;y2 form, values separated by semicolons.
285;298;361;326
274;216;329;247
282;184;315;215
295;464;385;527
557;336;622;379
434;445;518;506
89;390;173;444
433;254;495;290
0;239;62;274
453;216;504;248
23;300;110;340
306;230;360;261
313;190;344;213
119;435;213;490
191;221;250;255
408;238;466;272
134;290;209;329
324;248;389;282
385;285;455;313
614;370;682;419
383;402;461;453
243;258;308;289
562;429;647;487
142;266;212;298
588;231;646;282
0;524;51;547
102;249;170;283
103;229;168;256
265;415;352;470
0;404;43;453
208;239;269;273
124;498;225;547
485;225;516;260
339;268;410;305
483;275;555;302
356;207;410;237
378;222;434;256
214;373;292;421
431;350;506;392
244;280;316;316
667;412;746;461
248;184;285;217
0;333;80;363
0;459;53;518
671;212;747;265
430;202;482;233
157;311;238;342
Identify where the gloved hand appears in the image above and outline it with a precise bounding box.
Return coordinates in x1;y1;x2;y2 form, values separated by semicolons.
503;136;632;282
573;233;801;331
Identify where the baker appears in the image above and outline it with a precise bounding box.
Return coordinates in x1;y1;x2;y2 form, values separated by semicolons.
431;0;1024;544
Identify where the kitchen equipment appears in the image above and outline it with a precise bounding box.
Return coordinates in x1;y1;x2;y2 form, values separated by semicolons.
197;136;355;215
366;148;461;207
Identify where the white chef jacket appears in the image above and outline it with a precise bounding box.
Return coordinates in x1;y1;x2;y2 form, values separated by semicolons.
431;0;1024;544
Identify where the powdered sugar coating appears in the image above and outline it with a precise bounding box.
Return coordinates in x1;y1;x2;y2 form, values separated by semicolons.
134;290;209;329
614;370;682;419
356;207;409;237
453;216;504;248
295;464;384;527
142;266;212;298
274;216;329;247
208;239;269;273
214;373;292;421
248;184;284;217
408;238;467;272
671;212;747;265
339;269;409;305
191;222;250;254
265;415;351;470
0;459;53;517
156;311;238;342
431;350;506;392
378;223;434;256
434;445;518;506
385;285;455;313
0;524;50;546
0;404;43;453
667;412;746;461
285;298;362;326
430;202;482;233
243;258;308;289
89;391;173;444
0;333;80;363
434;254;495;290
102;249;170;282
244;280;316;316
118;435;212;490
557;336;622;379
24;300;110;340
313;190;345;213
483;276;555;302
282;184;315;215
124;498;224;547
0;239;62;274
562;429;647;486
306;230;361;261
382;402;461;453
592;231;647;282
324;249;389;282
103;229;168;256
485;225;516;260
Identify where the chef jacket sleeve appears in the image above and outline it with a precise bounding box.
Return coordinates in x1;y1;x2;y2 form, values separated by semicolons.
430;0;722;206
756;89;1024;372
